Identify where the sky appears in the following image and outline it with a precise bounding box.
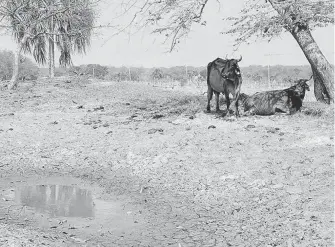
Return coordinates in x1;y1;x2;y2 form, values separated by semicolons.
0;0;333;68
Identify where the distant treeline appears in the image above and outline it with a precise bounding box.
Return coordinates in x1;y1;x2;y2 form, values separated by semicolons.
0;49;313;86
38;64;313;86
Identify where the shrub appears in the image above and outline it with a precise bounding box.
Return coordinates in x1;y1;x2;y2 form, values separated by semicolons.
0;50;39;81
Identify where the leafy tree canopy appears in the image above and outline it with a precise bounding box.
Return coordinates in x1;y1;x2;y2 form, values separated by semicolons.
114;0;334;50
225;0;334;46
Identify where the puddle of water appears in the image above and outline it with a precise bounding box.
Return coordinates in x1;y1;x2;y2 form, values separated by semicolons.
6;181;141;235
15;185;95;218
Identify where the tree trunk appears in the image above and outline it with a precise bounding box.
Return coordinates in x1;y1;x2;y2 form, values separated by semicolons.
49;37;55;78
8;47;21;90
48;15;55;79
8;36;27;90
267;0;334;103
312;66;330;104
291;28;334;103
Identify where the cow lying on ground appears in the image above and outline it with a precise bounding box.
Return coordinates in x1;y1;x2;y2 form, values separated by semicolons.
238;76;312;116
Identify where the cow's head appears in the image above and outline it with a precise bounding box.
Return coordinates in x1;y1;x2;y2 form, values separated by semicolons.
296;75;312;91
230;56;242;77
211;56;242;81
223;56;242;80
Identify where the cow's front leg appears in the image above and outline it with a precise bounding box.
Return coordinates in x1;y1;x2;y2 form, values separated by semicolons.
215;91;220;112
233;92;240;117
224;91;231;116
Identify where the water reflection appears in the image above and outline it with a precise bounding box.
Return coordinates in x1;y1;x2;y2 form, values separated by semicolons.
15;185;94;217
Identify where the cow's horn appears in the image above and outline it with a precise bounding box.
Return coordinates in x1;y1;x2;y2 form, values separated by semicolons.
237;55;242;62
308;74;313;81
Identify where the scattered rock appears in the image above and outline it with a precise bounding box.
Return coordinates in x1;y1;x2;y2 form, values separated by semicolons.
148;128;164;134
125;103;130;105
246;124;256;129
189;116;194;120
106;131;113;134
185;126;191;131
225;117;236;122
50;121;58;125
102;123;109;127
8;128;13;131
77;105;84;109
208;125;216;129
152;114;164;119
279;132;285;136
0;113;14;117
93;126;98;129
93;106;104;111
267;127;277;133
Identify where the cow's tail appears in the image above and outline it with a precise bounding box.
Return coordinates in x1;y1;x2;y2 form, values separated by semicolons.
207;61;212;86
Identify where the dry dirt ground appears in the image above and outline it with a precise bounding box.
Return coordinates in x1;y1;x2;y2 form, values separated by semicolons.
0;79;334;247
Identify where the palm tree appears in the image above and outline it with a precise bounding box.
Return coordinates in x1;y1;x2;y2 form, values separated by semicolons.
0;0;95;89
3;0;48;89
47;0;95;78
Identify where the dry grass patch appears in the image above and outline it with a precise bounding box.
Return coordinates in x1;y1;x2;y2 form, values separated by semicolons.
301;102;334;119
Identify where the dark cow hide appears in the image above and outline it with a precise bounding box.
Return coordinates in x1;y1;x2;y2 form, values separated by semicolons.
238;77;312;116
206;56;243;116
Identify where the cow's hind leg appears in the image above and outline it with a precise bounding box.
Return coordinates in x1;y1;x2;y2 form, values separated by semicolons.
214;91;220;112
233;91;241;117
224;91;230;116
207;86;213;113
229;83;242;117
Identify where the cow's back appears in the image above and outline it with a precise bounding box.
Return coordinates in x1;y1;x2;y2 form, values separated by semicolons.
243;90;289;115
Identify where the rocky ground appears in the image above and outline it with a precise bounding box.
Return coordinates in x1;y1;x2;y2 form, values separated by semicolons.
0;79;334;247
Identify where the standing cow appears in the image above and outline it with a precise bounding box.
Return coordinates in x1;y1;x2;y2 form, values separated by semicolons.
206;57;243;116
